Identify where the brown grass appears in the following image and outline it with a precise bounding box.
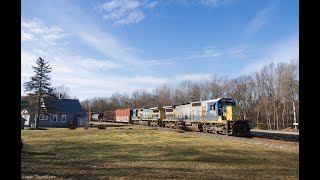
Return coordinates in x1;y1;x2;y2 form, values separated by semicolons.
21;125;299;179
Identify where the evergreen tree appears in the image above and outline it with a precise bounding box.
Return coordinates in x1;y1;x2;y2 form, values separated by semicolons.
24;57;54;129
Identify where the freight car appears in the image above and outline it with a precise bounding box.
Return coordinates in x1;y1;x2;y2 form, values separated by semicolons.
90;112;100;121
100;111;115;122
115;108;132;124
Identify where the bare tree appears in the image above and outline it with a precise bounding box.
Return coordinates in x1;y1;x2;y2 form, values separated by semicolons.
189;81;202;102
52;84;72;99
208;74;228;99
153;83;174;107
173;80;190;104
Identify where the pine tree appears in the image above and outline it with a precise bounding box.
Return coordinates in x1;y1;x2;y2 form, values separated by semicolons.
24;57;54;129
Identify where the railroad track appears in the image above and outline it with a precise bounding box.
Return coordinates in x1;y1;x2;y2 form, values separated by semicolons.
156;127;299;151
250;129;299;142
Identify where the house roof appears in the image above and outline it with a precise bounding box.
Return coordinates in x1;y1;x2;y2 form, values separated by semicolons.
43;98;84;113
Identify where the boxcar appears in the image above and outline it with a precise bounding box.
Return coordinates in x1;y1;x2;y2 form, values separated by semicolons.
101;111;115;122
115;108;132;123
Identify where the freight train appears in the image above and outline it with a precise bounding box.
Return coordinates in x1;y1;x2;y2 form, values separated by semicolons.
89;97;250;137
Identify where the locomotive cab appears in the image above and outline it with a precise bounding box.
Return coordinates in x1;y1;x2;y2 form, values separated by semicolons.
206;98;250;137
220;98;250;137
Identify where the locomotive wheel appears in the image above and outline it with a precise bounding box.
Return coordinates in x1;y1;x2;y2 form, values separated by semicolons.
211;126;216;134
222;128;227;135
202;125;207;133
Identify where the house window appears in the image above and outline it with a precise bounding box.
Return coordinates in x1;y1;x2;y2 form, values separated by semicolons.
35;114;47;120
61;115;67;122
39;115;47;120
52;115;58;122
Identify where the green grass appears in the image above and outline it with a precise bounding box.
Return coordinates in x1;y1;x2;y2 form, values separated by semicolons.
21;126;299;179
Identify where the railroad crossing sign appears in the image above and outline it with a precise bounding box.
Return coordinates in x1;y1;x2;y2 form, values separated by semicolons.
293;123;298;126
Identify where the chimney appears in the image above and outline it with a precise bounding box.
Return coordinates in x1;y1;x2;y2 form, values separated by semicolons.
59;94;62;99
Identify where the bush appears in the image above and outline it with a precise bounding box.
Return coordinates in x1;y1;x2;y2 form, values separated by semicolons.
68;124;77;130
97;124;106;129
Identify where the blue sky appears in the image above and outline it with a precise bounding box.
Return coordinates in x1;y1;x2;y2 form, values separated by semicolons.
21;0;299;101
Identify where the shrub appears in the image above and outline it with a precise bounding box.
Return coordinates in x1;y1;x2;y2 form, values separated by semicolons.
68;124;77;130
97;124;106;129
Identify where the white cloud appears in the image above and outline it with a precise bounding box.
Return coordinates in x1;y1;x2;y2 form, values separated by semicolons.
143;48;225;67
21;30;36;41
76;58;123;70
146;1;159;9
245;5;274;35
175;73;212;81
190;48;223;59
99;0;145;25
196;49;222;58
21;18;70;45
227;46;250;59
75;30;139;64
124;76;167;84
115;10;145;25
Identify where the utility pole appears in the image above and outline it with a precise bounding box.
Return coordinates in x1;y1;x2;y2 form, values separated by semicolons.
292;100;298;132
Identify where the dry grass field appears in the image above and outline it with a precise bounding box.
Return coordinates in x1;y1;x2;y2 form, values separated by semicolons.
21;125;299;179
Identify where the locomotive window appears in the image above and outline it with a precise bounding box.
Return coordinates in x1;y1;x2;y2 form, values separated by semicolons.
192;103;201;106
210;104;216;110
223;99;236;106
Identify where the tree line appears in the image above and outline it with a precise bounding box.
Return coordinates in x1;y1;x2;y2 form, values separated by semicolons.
81;60;299;130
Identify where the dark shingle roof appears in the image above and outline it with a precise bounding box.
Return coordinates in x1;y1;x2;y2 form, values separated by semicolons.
43;98;84;113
